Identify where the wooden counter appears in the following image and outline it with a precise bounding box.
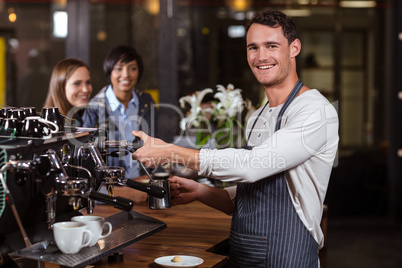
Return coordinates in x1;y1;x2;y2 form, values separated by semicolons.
84;193;232;268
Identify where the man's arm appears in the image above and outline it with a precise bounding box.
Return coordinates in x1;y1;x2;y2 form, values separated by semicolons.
133;97;337;185
132;130;201;171
132;131;234;214
169;176;234;215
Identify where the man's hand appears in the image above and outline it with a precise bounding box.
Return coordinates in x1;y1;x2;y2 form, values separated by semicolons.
132;130;201;171
169;176;234;215
169;176;200;206
132;130;171;168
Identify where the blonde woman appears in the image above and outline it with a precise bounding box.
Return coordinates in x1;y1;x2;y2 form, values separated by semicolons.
43;58;92;126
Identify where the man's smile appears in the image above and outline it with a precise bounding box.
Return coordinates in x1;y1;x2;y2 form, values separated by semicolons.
257;64;275;70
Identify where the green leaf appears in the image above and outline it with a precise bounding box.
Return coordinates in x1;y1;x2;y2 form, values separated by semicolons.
195;130;211;149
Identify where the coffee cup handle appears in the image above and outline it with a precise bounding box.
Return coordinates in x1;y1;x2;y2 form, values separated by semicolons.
41;127;52;139
38;119;59;133
100;222;113;239
82;230;93;248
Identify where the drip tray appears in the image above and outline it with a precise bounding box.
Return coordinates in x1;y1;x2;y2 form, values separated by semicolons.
9;210;166;268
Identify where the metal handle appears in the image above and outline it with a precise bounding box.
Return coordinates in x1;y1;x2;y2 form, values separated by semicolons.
89;191;134;211
125;179;165;198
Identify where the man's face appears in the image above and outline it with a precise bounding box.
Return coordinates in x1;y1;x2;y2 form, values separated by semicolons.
246;23;295;88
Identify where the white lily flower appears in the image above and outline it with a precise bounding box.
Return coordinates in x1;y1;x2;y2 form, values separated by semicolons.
180;114;203;131
179;83;255;149
179;88;213;116
179;117;187;131
214;84;244;118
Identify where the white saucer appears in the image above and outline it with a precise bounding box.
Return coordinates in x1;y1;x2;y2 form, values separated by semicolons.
154;255;204;267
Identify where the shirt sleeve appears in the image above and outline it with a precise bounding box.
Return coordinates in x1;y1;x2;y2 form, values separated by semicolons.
198;100;337;183
225;185;237;201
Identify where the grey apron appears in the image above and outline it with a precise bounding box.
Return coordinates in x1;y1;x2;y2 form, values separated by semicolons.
229;80;319;268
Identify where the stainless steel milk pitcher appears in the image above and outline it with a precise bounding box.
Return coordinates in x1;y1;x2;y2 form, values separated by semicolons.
148;172;171;210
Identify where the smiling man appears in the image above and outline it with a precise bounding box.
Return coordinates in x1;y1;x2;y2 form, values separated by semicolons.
132;10;339;267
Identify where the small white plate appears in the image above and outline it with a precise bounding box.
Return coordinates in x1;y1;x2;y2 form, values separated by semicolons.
154;255;204;267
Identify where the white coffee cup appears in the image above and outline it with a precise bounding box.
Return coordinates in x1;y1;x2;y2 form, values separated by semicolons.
25;116;59;133
71;215;112;247
53;221;93;254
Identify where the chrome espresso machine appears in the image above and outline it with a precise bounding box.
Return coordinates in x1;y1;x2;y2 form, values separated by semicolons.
0;107;167;267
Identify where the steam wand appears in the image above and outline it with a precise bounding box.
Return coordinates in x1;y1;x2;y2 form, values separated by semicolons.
129;137;154;182
137;160;153;182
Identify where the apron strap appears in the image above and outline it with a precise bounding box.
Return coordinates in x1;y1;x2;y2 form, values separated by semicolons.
244;79;304;148
275;79;304;132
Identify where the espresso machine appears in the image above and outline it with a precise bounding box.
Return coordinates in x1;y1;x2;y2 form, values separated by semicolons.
0;107;167;267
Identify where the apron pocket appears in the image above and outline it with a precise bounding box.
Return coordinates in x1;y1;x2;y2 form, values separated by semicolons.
229;230;267;267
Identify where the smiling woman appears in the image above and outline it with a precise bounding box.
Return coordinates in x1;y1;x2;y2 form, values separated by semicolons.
81;45;159;197
43;58;92;126
64;66;92;108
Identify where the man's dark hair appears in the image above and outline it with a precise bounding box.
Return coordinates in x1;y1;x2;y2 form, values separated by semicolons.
103;45;144;84
246;10;298;45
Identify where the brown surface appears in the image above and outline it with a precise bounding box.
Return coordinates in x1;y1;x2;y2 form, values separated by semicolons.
42;188;328;267
78;187;232;268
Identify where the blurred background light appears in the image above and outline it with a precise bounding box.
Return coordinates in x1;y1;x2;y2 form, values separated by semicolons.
8;13;16;23
228;25;245;38
339;1;377;8
53;11;68;38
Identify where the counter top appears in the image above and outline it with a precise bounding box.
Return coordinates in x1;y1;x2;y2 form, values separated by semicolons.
85;192;232;267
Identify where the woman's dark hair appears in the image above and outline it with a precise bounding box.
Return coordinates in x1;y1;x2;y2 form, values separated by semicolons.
103;45;144;84
246;10;298;45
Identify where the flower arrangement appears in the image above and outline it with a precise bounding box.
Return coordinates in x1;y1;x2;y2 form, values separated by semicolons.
179;84;255;149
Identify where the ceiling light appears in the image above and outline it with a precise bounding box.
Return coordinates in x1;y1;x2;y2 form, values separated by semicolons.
339;1;376;8
146;0;159;15
8;13;17;23
226;0;252;12
282;9;312;17
228;25;245;38
53;11;68;38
